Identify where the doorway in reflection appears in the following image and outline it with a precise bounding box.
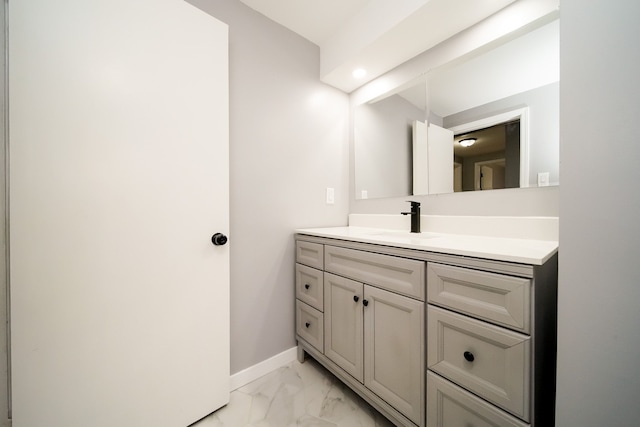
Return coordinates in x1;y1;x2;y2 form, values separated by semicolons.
453;120;520;192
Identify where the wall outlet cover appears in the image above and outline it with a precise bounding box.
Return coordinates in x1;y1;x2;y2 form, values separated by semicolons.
538;172;550;187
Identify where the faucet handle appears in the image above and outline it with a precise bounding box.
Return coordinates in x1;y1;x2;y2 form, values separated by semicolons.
403;201;421;233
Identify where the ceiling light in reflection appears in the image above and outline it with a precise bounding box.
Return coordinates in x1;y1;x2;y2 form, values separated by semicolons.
459;138;477;147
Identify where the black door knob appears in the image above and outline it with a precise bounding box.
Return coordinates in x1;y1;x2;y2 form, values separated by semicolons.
463;351;475;362
305;284;310;290
305;322;310;328
353;295;359;303
363;299;369;307
211;233;228;246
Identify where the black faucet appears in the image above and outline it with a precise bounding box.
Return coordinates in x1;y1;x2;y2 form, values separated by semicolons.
401;201;421;233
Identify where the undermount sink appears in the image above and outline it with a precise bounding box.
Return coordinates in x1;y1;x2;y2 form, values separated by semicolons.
369;231;442;240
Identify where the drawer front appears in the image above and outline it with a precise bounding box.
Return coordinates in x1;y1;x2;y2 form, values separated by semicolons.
296;240;324;269
427;263;531;333
427;372;529;427
296;300;324;352
427;306;530;421
325;245;425;300
295;264;324;311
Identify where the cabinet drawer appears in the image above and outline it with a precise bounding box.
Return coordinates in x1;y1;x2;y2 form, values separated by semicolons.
325;245;425;300
296;240;324;269
296;300;324;352
427;306;530;421
427;372;529;427
427;263;531;333
295;264;324;311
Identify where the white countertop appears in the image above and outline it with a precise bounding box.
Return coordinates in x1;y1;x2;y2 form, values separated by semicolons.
295;226;558;265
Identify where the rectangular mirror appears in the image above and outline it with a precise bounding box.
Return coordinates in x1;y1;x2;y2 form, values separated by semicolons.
353;17;559;200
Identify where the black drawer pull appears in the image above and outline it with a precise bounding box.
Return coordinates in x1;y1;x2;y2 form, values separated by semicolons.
304;284;310;290
463;351;475;362
363;299;369;307
305;322;310;328
353;295;359;303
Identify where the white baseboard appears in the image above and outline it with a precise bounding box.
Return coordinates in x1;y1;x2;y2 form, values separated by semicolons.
229;346;298;391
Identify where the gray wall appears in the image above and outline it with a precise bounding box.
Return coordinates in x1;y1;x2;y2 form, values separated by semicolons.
0;2;8;424
186;0;349;374
557;0;640;425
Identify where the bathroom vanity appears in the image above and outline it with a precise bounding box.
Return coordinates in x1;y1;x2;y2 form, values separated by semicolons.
294;221;558;427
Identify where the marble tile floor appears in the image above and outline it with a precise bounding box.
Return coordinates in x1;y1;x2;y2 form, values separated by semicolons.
193;357;396;427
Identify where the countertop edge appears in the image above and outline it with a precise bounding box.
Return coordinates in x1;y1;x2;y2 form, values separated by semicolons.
295;227;558;266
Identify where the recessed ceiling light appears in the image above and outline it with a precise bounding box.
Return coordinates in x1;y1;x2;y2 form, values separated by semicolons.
459;138;477;147
352;68;367;79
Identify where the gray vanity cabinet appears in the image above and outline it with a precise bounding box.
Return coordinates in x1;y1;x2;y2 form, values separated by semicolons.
295;234;557;427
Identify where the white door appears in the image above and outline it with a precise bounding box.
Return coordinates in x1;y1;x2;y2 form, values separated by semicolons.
412;120;429;195
8;1;230;426
427;123;454;195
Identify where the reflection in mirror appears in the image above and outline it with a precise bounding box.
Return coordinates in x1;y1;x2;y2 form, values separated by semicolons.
353;17;559;200
427;19;559;191
453;120;520;192
354;78;426;200
447;107;529;192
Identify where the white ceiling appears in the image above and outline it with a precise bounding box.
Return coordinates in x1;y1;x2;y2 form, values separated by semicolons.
239;0;518;93
239;0;370;46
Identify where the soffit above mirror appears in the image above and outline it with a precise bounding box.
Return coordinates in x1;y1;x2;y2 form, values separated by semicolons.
239;0;518;93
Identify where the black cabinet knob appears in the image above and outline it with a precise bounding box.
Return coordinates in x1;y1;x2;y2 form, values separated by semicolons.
305;322;310;328
463;351;475;362
353;295;359;302
211;233;228;246
363;299;369;307
304;284;310;290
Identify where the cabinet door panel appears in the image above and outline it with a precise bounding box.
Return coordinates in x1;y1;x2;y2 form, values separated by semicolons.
364;285;424;425
324;273;363;382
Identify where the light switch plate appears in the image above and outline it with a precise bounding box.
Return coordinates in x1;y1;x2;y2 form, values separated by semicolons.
326;187;335;204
